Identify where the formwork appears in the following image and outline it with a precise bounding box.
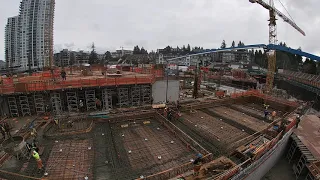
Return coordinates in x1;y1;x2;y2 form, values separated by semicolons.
0;70;156;117
92;112;212;180
3;83;153;117
179;110;250;151
0;90;300;180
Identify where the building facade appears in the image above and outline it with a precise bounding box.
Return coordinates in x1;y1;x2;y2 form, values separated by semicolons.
19;0;55;70
215;51;251;64
4;16;20;68
111;49;133;58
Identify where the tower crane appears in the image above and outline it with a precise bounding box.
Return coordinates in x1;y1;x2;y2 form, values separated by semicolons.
249;0;305;93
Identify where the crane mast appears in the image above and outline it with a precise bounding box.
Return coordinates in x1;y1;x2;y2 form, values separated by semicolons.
266;0;277;93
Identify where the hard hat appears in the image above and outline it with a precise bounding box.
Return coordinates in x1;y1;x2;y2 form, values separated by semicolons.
196;153;203;158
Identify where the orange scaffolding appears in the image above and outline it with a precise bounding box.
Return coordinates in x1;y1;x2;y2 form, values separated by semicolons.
0;75;156;94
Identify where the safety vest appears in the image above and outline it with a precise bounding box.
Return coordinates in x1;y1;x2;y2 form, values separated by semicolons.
32;151;40;160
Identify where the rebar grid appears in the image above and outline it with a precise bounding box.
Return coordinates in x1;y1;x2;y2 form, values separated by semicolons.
112;119;194;177
209;106;268;132
45;139;94;180
182;110;250;146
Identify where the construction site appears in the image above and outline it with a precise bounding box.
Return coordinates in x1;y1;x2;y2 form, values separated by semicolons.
0;62;305;179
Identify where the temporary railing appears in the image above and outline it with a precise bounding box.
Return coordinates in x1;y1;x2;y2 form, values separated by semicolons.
0;75;156;94
230;89;299;107
279;70;320;89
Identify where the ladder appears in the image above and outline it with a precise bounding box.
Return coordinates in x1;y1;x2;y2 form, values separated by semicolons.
141;85;152;105
102;88;113;111
51;92;62;115
118;87;129;108
34;94;45;114
287;140;297;163
19;95;31;116
66;92;78;112
131;85;141;106
8;96;19;117
85;90;96;111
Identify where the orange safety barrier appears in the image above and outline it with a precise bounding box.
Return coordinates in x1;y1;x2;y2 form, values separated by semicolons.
0;72;157;94
230;90;298;107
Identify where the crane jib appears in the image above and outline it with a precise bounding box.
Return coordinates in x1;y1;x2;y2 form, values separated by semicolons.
252;0;306;36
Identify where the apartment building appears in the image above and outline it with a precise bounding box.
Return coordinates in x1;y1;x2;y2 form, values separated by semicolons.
4;16;20;67
19;0;55;70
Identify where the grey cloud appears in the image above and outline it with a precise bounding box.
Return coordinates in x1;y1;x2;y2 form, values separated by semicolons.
1;0;320;59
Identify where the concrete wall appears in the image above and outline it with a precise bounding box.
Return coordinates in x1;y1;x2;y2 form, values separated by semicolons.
152;80;179;104
232;129;293;180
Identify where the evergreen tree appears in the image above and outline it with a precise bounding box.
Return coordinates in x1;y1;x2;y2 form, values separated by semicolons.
140;47;148;54
182;45;186;51
103;51;112;65
303;59;317;74
231;41;235;48
133;45;141;54
187;44;191;52
221;40;226;49
89;43;98;65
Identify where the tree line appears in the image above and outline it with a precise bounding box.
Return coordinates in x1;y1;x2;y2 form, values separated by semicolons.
87;41;320;75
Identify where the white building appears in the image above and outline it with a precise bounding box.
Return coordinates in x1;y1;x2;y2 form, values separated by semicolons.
4;16;20;67
19;0;55;70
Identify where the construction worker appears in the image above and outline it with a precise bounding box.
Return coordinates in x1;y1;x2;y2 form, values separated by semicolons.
61;70;66;80
30;127;37;140
79;100;84;112
296;114;301;128
3;121;11;138
0;123;5;139
95;98;102;110
264;110;269;119
32;150;44;173
271;111;277;121
193;153;203;176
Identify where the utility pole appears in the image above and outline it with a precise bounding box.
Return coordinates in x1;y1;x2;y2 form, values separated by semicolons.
165;59;169;103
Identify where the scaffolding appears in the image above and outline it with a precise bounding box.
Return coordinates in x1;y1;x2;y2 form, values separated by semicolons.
85;90;97;111
8;96;19;117
19;95;31;116
131;85;141;106
51;92;62;115
66;91;79;112
118;87;129;108
287;134;317;179
34;93;45;114
102;88;113;111
141;85;152;105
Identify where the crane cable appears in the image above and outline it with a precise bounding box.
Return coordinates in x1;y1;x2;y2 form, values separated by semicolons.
276;0;296;24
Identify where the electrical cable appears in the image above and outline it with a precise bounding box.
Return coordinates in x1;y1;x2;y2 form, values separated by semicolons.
277;0;296;23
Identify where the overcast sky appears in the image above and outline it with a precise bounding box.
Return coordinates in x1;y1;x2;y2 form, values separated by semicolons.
0;0;319;59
